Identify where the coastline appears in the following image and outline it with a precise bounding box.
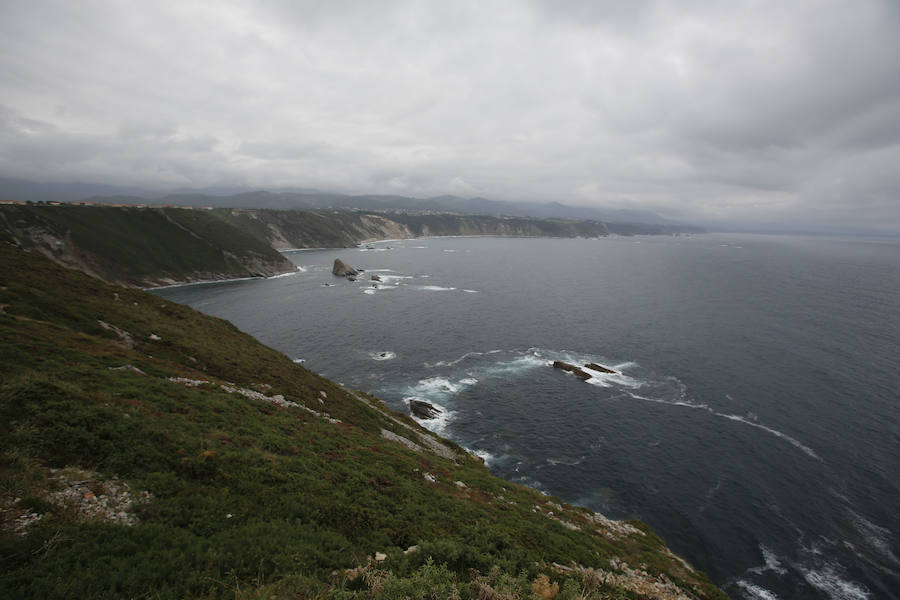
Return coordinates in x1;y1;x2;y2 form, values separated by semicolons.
144;267;301;291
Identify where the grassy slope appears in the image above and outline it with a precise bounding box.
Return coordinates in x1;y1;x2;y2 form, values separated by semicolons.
0;237;727;600
214;209;381;249
0;205;295;286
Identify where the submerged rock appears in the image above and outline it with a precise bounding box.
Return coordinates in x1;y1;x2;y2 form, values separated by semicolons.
332;259;358;277
371;274;382;282
552;360;592;380
408;398;442;420
585;362;616;374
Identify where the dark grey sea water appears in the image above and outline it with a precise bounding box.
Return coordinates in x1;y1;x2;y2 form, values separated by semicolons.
155;234;900;600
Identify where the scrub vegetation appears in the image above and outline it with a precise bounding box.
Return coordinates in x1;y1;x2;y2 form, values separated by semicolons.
0;235;727;599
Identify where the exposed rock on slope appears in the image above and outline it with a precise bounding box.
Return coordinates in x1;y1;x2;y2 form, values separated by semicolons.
408;398;442;420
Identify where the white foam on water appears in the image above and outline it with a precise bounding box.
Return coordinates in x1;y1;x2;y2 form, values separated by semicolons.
458;377;478;385
404;396;454;436
463;289;479;293
735;581;780;600
267;270;300;279
426;351;485;368
715;413;820;460
471;448;495;465
546;455;587;467
443;249;457;252
369;351;396;361
749;545;788;576
362;288;376;295
846;508;899;566
413;377;464;396
798;563;870;600
379;275;413;283
624;392;820;460
292;358;305;364
418;285;457;291
366;268;396;272
613;360;638;371
583;367;644;389
475;353;552;378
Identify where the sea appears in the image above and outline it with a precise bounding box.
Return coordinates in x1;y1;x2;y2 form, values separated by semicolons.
154;233;900;600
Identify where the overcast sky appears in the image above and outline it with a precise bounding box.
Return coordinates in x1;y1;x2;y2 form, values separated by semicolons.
1;1;899;231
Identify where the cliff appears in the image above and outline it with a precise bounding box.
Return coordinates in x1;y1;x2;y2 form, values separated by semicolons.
0;235;728;599
213;208;609;250
0;204;296;287
0;205;611;286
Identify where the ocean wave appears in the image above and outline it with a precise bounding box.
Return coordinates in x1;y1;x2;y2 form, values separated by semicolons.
379;275;413;283
748;545;788;576
411;376;473;397
715;413;820;460
545;455;587;467
418;285;457;291
470;447;495;465
624;391;819;460
735;581;780;600
463;289;479;293
267;270;300;279
404;396;454;436
845;508;899;567
798;562;870;600
425;351;486;368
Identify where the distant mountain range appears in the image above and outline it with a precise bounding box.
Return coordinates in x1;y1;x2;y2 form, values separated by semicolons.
0;176;695;228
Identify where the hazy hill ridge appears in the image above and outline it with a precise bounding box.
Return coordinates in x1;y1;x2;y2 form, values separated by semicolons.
0;235;728;598
0;176;697;228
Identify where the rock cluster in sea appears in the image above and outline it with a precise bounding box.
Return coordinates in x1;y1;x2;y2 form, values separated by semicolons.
332;259;358;277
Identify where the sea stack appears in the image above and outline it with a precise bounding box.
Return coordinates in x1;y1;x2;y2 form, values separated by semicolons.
408;399;442;420
332;258;358;277
552;360;592;380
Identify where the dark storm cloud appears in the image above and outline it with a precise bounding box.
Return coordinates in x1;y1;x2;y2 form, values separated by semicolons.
0;0;898;231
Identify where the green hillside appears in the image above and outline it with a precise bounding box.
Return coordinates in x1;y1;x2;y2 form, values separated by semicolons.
0;236;727;599
0;204;296;287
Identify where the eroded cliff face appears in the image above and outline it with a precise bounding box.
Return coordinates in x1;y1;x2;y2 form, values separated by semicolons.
219;209;608;249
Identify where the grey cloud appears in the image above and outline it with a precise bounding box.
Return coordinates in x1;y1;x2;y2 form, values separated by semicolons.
0;0;898;232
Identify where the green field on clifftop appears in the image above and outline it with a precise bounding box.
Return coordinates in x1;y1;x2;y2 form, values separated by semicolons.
0;235;728;600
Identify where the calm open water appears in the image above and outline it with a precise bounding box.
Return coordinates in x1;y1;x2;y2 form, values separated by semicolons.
155;234;900;600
